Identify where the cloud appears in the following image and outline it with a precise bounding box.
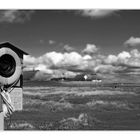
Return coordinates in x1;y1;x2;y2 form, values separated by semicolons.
49;40;56;45
124;36;140;47
83;55;92;60
105;51;131;65
130;49;140;57
24;49;139;75
118;51;131;59
104;49;140;69
82;44;99;55
23;50;96;73
99;50;140;75
43;51;83;69
94;64;124;74
24;55;37;65
63;45;75;52
34;64;53;73
0;10;34;23
32;71;52;81
23;55;37;70
23;40;140;81
24;49;126;75
78;10;117;18
38;50;105;74
104;54;118;65
40;51;64;67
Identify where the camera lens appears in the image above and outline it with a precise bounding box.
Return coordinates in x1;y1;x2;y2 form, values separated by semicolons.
0;54;16;77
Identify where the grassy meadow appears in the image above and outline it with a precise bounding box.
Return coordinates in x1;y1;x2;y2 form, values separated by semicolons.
5;81;140;130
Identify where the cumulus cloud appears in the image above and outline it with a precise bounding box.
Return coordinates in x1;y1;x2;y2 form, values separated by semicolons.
130;49;140;57
34;64;53;74
43;51;87;72
49;40;56;45
105;51;131;65
32;71;52;81
63;45;75;52
24;49;140;75
83;55;92;60
78;9;117;18
104;49;140;69
0;10;34;23
44;51;64;66
98;50;140;75
82;44;99;55
23;40;140;81
124;36;140;47
104;54;118;65
24;50;96;74
24;55;37;65
118;51;131;59
43;51;104;73
94;64;124;74
23;50;126;75
23;43;101;74
23;55;37;71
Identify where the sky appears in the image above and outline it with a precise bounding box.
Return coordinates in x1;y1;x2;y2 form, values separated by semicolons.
1;10;140;82
0;10;140;56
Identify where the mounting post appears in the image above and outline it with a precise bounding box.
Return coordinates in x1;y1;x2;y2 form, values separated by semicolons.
0;93;4;130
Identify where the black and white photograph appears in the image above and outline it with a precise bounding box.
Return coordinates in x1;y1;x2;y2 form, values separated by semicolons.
1;7;140;132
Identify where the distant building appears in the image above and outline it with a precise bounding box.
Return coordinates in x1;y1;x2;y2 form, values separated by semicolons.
84;75;88;80
49;73;102;82
92;79;102;83
72;73;102;81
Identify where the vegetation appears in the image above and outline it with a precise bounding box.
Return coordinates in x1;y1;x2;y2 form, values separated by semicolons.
6;81;140;130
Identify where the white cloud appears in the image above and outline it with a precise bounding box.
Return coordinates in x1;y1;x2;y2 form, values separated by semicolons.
34;64;53;74
23;50;120;74
118;51;131;59
24;49;97;73
23;55;37;71
130;49;140;58
62;52;83;66
117;51;131;64
105;51;131;65
104;49;140;69
49;40;56;45
124;36;140;47
83;55;92;60
0;10;34;23
79;10;117;18
41;51;84;70
33;71;52;81
82;44;99;55
43;51;64;66
23;41;140;77
94;64;118;73
63;45;75;52
105;54;118;64
24;55;37;65
23;49;140;75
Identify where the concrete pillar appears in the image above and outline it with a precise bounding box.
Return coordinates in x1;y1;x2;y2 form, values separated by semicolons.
0;95;4;130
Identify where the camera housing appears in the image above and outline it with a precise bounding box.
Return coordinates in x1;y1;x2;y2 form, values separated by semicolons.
0;42;28;111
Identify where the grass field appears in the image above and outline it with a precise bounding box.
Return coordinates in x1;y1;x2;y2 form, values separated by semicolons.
6;81;140;130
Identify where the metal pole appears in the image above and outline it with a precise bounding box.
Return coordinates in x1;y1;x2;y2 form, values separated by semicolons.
0;92;4;130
